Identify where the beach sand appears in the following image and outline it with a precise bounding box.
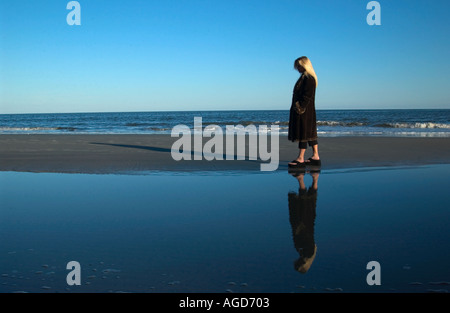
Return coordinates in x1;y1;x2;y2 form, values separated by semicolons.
1;134;449;173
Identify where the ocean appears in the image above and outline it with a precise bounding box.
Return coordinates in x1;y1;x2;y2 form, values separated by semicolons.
1;109;449;137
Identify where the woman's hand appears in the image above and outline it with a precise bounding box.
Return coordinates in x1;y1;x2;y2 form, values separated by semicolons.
295;101;306;115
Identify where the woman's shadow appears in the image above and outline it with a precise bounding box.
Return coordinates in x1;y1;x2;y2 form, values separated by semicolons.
288;170;319;274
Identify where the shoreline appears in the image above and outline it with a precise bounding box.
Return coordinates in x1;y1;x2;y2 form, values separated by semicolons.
1;134;450;174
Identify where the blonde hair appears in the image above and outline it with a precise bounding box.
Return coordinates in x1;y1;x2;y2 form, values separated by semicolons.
294;56;318;87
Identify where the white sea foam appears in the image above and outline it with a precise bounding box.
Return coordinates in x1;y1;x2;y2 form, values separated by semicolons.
317;120;450;129
317;120;366;126
0;127;56;132
387;122;450;129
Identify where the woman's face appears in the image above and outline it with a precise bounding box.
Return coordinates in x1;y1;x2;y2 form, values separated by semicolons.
296;64;305;73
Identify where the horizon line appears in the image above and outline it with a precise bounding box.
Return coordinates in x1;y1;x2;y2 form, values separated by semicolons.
1;108;450;115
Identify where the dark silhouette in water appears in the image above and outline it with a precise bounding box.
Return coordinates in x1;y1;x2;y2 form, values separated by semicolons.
288;171;319;273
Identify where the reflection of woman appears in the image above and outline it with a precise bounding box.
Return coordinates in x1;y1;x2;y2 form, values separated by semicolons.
288;172;319;273
288;56;321;168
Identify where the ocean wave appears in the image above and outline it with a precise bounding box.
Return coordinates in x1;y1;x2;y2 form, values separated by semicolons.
0;127;56;131
195;120;287;127
146;127;173;131
184;119;450;129
125;122;145;127
125;122;161;127
55;127;77;131
317;130;450;138
317;121;366;127
315;120;450;129
373;122;450;129
235;120;290;126
214;120;450;129
0;126;77;132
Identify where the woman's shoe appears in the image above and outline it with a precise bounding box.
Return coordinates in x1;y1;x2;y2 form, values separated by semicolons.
306;157;321;166
288;160;306;168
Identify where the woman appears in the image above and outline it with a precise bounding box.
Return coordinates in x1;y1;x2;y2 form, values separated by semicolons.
288;56;321;168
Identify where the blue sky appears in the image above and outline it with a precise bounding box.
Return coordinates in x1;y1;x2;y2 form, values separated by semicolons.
0;0;449;114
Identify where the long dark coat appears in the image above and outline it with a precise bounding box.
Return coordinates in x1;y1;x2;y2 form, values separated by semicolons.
288;74;317;143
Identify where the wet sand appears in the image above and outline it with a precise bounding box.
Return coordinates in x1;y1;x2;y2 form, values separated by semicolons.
1;165;449;293
0;134;449;173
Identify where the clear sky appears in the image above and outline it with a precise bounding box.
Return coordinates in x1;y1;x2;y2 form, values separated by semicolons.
0;0;449;114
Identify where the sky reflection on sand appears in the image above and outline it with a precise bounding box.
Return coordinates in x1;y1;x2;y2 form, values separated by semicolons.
0;165;449;293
